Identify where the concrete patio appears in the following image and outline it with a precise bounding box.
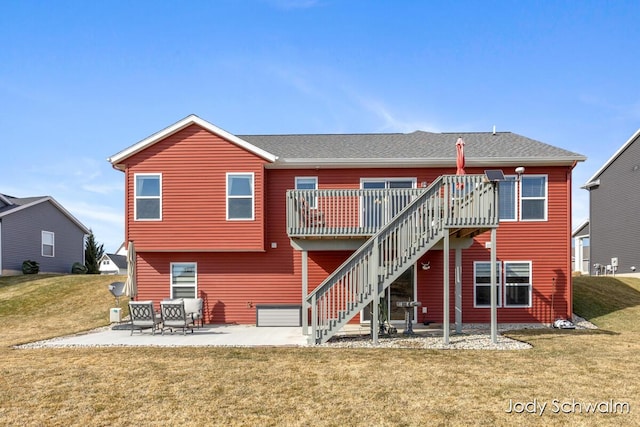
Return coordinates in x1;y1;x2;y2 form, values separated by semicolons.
15;320;569;350
16;321;449;349
18;324;309;348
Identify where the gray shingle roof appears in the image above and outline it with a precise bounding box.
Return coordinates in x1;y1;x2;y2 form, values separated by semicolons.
105;254;128;270
0;194;48;215
584;128;640;187
240;131;585;166
0;193;90;233
110;116;586;169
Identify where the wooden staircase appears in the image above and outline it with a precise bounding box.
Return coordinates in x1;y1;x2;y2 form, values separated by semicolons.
305;174;498;344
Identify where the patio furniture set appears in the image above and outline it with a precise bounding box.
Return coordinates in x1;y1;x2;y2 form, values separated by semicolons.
128;298;204;335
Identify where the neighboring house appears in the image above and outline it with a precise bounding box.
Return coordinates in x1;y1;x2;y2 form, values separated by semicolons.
99;253;128;275
572;220;590;275
108;115;585;343
0;193;90;275
583;128;640;276
114;242;128;257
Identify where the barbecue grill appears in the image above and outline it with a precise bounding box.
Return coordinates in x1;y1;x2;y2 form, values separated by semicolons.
396;301;421;335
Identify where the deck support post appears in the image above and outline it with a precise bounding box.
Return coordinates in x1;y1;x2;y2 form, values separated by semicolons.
490;228;498;344
371;238;379;345
455;247;462;334
443;232;450;345
301;250;309;336
310;293;317;344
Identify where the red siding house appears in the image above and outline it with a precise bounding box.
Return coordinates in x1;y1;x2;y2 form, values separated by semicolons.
109;115;586;344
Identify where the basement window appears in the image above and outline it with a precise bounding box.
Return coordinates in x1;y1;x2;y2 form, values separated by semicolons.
170;262;197;299
474;261;501;308
504;261;532;307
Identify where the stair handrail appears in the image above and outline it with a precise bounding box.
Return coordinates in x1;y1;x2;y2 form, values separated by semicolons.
305;174;497;344
305;176;444;303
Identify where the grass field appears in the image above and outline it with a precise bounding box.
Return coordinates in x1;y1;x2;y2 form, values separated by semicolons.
0;274;639;426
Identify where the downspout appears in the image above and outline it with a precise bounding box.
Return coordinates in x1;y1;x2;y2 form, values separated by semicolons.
567;168;573;319
455;247;462;334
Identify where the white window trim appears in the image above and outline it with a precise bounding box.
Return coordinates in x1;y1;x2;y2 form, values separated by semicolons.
503;261;532;308
295;176;318;209
226;172;255;221
519;174;548;222
41;230;55;257
498;175;518;222
170;262;198;299
359;177;417;188
473;261;502;308
359;178;417;227
134;173;162;221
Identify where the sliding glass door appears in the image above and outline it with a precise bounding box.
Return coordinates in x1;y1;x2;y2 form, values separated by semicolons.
361;179;415;229
361;266;416;323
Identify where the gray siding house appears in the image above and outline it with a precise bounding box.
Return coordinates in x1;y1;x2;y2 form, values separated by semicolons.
583;128;640;275
0;194;90;275
572;220;589;274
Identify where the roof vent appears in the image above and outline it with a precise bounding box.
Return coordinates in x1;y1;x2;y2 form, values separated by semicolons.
492;125;496;135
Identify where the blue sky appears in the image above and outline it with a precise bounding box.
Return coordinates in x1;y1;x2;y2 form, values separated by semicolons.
1;0;639;252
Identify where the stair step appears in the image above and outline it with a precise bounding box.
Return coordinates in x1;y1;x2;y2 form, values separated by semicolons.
305;178;468;344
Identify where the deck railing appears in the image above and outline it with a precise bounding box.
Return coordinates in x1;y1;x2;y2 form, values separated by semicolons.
286;187;425;237
298;175;498;344
287;175;497;238
441;174;498;230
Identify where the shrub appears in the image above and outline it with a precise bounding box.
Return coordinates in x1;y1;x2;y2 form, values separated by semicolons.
22;260;39;274
71;262;88;274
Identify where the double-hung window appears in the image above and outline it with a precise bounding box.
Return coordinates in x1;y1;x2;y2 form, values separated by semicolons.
498;175;547;221
170;262;197;299
520;175;547;221
498;176;517;221
474;261;501;307
135;174;162;220
227;173;254;220
42;231;55;257
295;176;318;208
504;261;532;307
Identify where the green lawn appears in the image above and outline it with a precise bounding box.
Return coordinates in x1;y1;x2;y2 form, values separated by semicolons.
0;274;638;426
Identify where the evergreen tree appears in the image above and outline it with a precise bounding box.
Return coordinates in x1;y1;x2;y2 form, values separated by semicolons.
84;231;104;274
